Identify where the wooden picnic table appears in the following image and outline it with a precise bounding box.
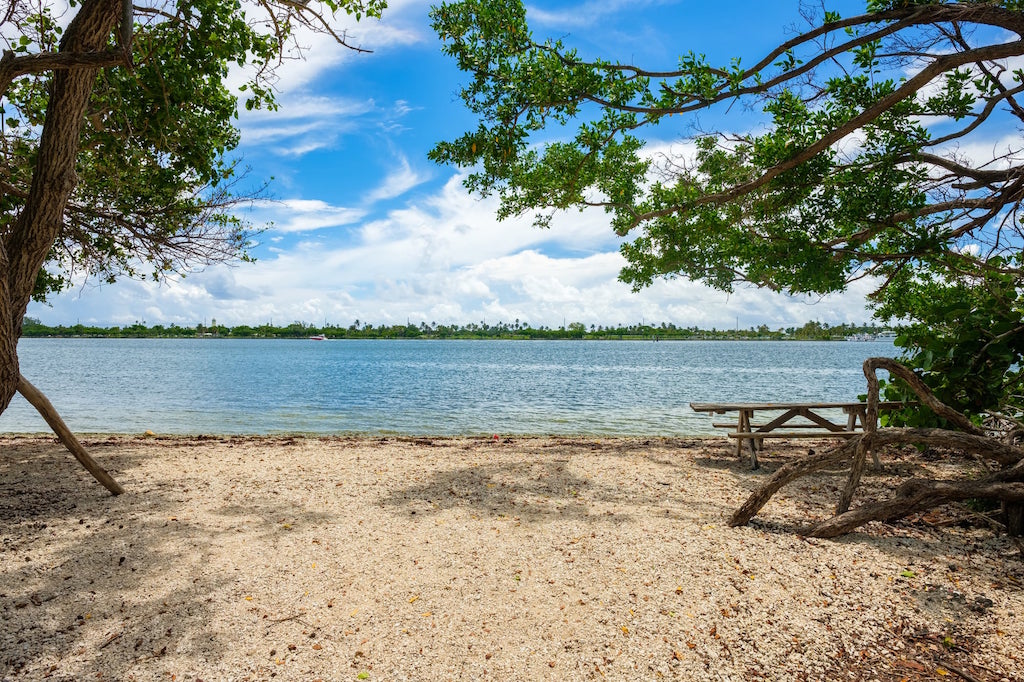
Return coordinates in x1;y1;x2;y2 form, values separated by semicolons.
689;401;910;469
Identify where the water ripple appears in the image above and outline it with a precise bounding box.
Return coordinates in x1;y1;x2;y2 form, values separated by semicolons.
1;338;895;435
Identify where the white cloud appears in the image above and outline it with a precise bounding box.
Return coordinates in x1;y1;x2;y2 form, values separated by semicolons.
243;156;429;235
954;243;982;257
236;95;377;157
227;0;429;156
248;198;367;233
29;173;874;330
525;0;668;29
364;154;429;203
230;0;429;93
938;133;1024;171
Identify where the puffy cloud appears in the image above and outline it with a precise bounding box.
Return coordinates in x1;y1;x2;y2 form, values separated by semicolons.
29;172;874;330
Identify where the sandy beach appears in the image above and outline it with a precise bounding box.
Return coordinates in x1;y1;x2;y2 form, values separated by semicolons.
1;434;1022;681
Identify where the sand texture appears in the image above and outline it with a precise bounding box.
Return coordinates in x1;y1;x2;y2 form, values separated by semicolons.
1;435;1022;681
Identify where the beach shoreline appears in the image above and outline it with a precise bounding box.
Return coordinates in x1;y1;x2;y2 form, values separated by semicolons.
2;434;1021;681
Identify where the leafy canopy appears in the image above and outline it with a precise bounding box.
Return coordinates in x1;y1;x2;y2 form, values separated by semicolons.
430;0;1023;292
874;258;1024;427
430;0;1024;419
1;0;385;300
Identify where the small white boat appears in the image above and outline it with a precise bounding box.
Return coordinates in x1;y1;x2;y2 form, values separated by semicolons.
309;334;327;341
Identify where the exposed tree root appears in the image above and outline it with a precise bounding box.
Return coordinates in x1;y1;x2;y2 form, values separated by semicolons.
728;358;1024;537
805;475;1024;539
729;438;858;527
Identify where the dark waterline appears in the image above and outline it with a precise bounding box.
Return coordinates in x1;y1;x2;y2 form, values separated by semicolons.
1;338;897;436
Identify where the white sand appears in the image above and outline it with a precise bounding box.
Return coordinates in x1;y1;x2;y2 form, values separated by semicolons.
1;435;1021;681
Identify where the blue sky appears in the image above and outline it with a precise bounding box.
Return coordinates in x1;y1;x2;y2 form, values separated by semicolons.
31;0;890;329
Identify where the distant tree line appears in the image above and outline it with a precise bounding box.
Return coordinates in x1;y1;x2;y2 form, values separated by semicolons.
20;317;891;341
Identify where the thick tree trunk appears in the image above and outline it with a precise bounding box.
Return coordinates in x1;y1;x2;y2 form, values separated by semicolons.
0;243;16;414
0;337;16;416
0;0;120;415
0;1;126;494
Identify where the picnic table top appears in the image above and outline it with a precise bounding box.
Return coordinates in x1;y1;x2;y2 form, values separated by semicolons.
689;401;908;412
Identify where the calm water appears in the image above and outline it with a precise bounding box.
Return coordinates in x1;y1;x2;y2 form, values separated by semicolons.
0;338;896;435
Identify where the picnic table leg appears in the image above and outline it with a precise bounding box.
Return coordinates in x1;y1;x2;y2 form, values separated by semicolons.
739;410;759;469
846;409;859;431
735;410;749;460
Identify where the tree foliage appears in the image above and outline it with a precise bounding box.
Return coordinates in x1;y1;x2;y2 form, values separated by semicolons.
2;0;382;299
0;0;384;415
430;0;1024;421
875;259;1024;428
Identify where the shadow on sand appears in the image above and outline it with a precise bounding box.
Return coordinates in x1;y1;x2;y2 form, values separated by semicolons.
0;437;331;680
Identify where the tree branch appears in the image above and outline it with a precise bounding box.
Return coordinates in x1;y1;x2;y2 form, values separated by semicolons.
626;40;1024;230
0;48;128;98
555;16;921;119
925;81;1024;148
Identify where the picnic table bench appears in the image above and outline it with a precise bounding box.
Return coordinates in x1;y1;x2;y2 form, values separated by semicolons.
689;401;910;469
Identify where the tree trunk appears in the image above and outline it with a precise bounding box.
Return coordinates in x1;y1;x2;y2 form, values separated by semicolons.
0;242;17;414
17;375;123;495
0;337;16;416
0;0;120;415
0;1;125;495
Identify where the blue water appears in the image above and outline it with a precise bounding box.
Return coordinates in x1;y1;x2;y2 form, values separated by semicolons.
0;338;897;435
